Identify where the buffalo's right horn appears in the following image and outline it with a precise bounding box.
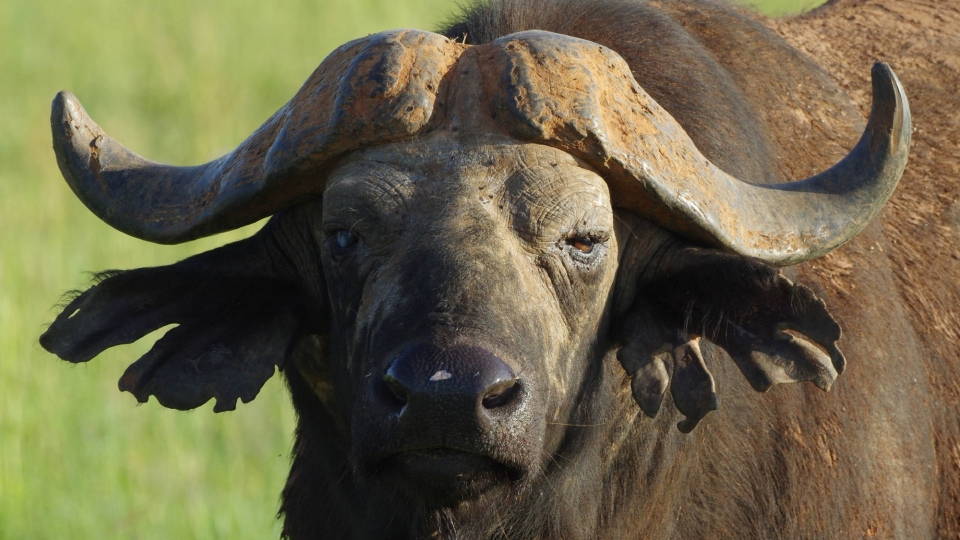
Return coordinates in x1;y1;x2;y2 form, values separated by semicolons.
51;30;464;244
51;92;284;243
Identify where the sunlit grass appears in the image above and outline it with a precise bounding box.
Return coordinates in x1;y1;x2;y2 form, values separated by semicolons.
734;0;826;15
0;0;823;537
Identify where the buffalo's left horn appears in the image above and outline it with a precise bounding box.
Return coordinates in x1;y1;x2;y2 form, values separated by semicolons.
642;62;910;265
482;32;910;265
50;30;463;243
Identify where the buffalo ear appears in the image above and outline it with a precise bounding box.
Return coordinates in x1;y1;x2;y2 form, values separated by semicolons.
615;228;844;432
615;302;721;433
40;230;314;412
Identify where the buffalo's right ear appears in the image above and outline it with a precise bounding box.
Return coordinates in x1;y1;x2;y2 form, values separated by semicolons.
40;220;321;412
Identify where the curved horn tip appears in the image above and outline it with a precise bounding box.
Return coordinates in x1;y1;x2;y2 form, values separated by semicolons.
868;62;911;146
50;90;106;161
51;91;94;135
870;61;901;100
52;90;78;118
51;90;75;120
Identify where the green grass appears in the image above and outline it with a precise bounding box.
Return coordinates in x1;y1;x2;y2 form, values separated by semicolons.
0;0;822;537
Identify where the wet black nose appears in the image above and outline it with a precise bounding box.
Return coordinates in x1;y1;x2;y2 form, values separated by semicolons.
380;343;520;419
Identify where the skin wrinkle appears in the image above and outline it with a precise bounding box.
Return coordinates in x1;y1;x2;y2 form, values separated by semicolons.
510;178;611;249
503;154;613;261
322;163;412;243
314;134;621;510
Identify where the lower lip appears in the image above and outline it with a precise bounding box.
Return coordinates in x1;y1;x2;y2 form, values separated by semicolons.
382;450;509;499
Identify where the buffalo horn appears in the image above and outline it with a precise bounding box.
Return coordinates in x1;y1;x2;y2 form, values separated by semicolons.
50;31;463;243
482;32;910;265
51;29;908;265
653;62;911;265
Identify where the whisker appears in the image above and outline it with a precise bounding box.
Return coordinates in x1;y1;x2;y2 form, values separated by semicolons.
334;459;351;487
541;449;567;474
494;503;511;540
534;450;564;504
386;493;402;529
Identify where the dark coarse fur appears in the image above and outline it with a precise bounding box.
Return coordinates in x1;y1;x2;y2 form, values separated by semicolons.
274;1;943;538
775;1;960;535
277;1;885;539
41;0;949;538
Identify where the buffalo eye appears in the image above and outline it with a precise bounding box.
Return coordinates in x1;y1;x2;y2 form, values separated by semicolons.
569;237;594;254
563;231;607;265
330;229;360;255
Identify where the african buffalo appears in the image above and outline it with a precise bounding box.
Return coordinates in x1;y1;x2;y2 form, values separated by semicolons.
41;0;960;537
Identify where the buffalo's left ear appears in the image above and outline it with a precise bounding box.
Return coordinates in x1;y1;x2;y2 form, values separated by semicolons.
613;218;844;432
40;222;318;412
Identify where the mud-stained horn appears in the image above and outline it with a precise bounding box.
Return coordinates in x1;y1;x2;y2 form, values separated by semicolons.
632;62;908;265
50;30;909;265
480;32;911;265
50;30;465;243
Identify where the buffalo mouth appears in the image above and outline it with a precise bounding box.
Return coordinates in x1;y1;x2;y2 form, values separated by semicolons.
377;448;521;502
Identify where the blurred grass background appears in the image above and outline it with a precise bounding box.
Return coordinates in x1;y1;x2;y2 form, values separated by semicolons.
0;0;824;537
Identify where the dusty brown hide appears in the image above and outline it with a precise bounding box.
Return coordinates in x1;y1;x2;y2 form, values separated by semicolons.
773;1;960;535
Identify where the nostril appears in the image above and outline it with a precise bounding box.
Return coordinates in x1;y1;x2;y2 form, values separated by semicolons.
481;379;520;409
382;343;521;414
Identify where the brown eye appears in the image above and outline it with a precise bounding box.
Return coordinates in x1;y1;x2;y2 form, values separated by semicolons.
570;237;594;253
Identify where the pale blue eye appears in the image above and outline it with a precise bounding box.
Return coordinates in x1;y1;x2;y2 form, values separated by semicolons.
335;230;358;250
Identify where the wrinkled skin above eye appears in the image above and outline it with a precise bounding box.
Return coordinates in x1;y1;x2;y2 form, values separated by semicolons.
306;132;623;508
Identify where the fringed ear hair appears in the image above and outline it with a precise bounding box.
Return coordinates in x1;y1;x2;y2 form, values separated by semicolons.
616;299;672;419
669;337;719;434
616;237;844;432
40;223;318;412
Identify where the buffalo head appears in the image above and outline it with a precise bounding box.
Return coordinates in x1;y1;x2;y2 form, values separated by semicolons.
40;29;909;517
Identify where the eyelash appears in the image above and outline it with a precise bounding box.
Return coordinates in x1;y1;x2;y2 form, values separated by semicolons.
567;236;596;254
328;229;361;258
563;231;607;263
